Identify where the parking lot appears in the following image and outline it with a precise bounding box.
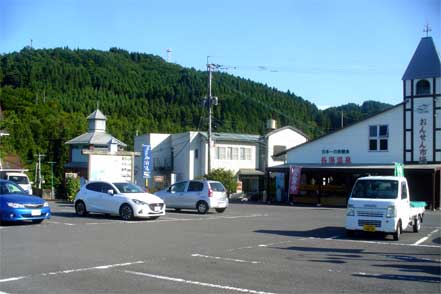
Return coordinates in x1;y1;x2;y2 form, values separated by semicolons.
0;202;440;294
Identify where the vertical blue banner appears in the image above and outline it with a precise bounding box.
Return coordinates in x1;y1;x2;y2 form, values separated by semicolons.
142;144;152;179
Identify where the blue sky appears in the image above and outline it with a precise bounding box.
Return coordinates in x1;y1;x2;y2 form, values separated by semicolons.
1;0;439;109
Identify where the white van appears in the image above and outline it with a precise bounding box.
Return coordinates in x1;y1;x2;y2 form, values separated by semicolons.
5;172;33;195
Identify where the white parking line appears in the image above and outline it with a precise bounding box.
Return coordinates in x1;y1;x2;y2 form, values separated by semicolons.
125;270;278;294
306;237;440;248
191;253;262;264
0;276;26;283
46;221;75;226
0;261;144;284
414;229;439;246
227;235;440;252
79;214;266;226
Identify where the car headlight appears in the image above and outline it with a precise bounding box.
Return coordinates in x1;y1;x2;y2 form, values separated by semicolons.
386;205;396;218
347;204;355;216
132;199;147;205
43;202;49;207
7;202;25;208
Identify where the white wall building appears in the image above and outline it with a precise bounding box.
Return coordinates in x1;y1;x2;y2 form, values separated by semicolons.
134;123;308;193
270;36;441;208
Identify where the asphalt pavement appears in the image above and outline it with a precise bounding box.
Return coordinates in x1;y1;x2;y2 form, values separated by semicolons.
0;201;440;293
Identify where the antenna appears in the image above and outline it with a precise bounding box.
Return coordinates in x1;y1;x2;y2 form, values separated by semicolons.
166;48;172;62
30;39;33;49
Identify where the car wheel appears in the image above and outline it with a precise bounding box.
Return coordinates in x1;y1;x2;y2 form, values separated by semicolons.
196;201;209;214
393;221;401;241
412;216;421;232
215;208;226;213
32;219;43;224
75;201;88;217
120;204;134;220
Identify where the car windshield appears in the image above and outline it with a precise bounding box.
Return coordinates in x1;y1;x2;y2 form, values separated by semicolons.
113;182;144;193
351;180;398;199
209;182;225;192
0;182;26;194
9;176;29;184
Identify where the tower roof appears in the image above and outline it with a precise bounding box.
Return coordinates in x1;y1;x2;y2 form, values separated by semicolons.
87;109;106;120
402;37;441;80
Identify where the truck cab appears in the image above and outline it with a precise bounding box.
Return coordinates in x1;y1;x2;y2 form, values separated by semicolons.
345;176;424;240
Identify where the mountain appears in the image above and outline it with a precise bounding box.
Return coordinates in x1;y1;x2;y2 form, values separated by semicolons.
0;47;392;187
320;101;393;132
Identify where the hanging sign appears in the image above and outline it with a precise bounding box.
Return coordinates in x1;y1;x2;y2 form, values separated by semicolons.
142;144;152;179
288;166;302;195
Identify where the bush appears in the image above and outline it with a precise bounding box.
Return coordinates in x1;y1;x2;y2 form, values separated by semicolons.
205;168;236;195
66;177;80;202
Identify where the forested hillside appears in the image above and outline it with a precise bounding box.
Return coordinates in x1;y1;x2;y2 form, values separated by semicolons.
0;47;392;188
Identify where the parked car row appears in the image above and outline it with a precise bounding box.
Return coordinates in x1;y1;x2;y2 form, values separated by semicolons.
74;179;228;220
0;179;228;224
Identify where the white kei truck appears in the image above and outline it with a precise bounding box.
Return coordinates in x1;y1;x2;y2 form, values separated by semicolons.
345;176;425;241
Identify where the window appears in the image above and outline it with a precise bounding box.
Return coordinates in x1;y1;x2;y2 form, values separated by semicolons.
416;79;430;95
232;147;238;160
401;182;408;200
379;125;388;137
217;147;226;160
240;147;246;160
169;181;187;193
369;139;377;151
209;182;225;192
86;182;102;192
194;149;198;159
226;147;233;160
379;139;388;151
369;125;388;151
245;148;252;160
273;145;287;161
369;126;377;137
188;181;204;192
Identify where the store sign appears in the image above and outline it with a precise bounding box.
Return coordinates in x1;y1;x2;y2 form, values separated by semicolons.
142;144;152;179
89;155;132;182
418;118;427;163
321;149;351;165
288;166;302;195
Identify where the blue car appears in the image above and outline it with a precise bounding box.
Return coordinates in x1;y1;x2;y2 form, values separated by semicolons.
0;180;51;224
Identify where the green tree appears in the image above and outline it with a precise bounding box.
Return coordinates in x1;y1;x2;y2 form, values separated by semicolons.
205;168;236;195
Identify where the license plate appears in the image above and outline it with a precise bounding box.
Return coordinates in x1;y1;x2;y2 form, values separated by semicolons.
363;224;376;232
154;206;160;212
31;209;41;216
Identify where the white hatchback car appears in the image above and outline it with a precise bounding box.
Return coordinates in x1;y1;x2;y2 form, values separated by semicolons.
155;180;228;214
74;181;165;220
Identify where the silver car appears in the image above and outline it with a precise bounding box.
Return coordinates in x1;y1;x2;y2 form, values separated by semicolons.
155;180;228;214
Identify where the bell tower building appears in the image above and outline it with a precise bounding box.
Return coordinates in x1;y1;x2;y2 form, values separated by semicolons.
402;32;441;164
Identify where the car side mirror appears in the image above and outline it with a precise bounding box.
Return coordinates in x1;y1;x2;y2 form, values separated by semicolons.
107;189;114;195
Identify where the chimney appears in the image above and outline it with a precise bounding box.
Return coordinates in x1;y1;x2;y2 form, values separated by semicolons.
266;119;276;131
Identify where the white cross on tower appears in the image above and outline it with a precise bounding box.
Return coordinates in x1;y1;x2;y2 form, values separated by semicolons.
423;24;432;37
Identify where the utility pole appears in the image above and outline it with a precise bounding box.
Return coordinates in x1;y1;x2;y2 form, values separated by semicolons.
341;111;344;128
34;153;45;189
48;161;56;198
206;58;219;174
